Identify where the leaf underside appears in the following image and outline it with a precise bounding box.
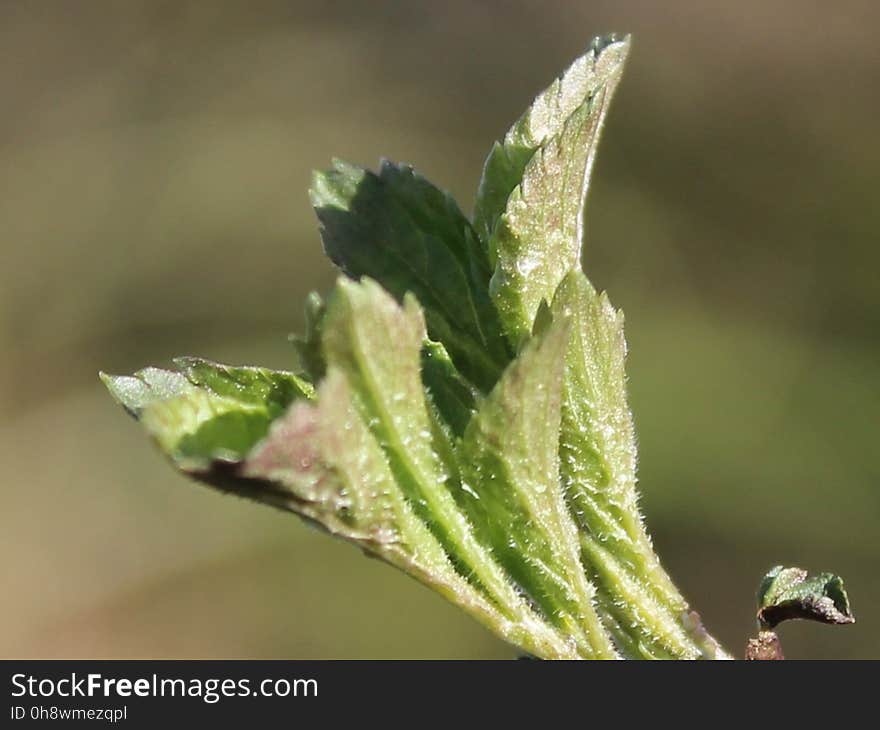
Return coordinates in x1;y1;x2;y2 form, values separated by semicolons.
101;34;746;660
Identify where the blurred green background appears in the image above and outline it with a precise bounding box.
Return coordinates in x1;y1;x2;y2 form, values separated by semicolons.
2;1;877;659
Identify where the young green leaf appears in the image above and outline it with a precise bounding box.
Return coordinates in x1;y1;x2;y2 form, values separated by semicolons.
100;360;312;470
311;159;510;391
474;35;630;345
457;313;619;658
551;271;730;659
474;35;629;244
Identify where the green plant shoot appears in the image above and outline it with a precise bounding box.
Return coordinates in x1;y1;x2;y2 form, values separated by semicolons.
102;34;852;660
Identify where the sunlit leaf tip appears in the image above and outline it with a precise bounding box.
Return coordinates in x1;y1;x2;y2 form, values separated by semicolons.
475;34;630;345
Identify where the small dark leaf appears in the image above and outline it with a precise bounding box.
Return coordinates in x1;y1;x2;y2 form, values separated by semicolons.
756;565;855;630
311;159;510;391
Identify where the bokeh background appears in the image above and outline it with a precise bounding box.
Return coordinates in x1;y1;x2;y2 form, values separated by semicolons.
2;1;877;659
